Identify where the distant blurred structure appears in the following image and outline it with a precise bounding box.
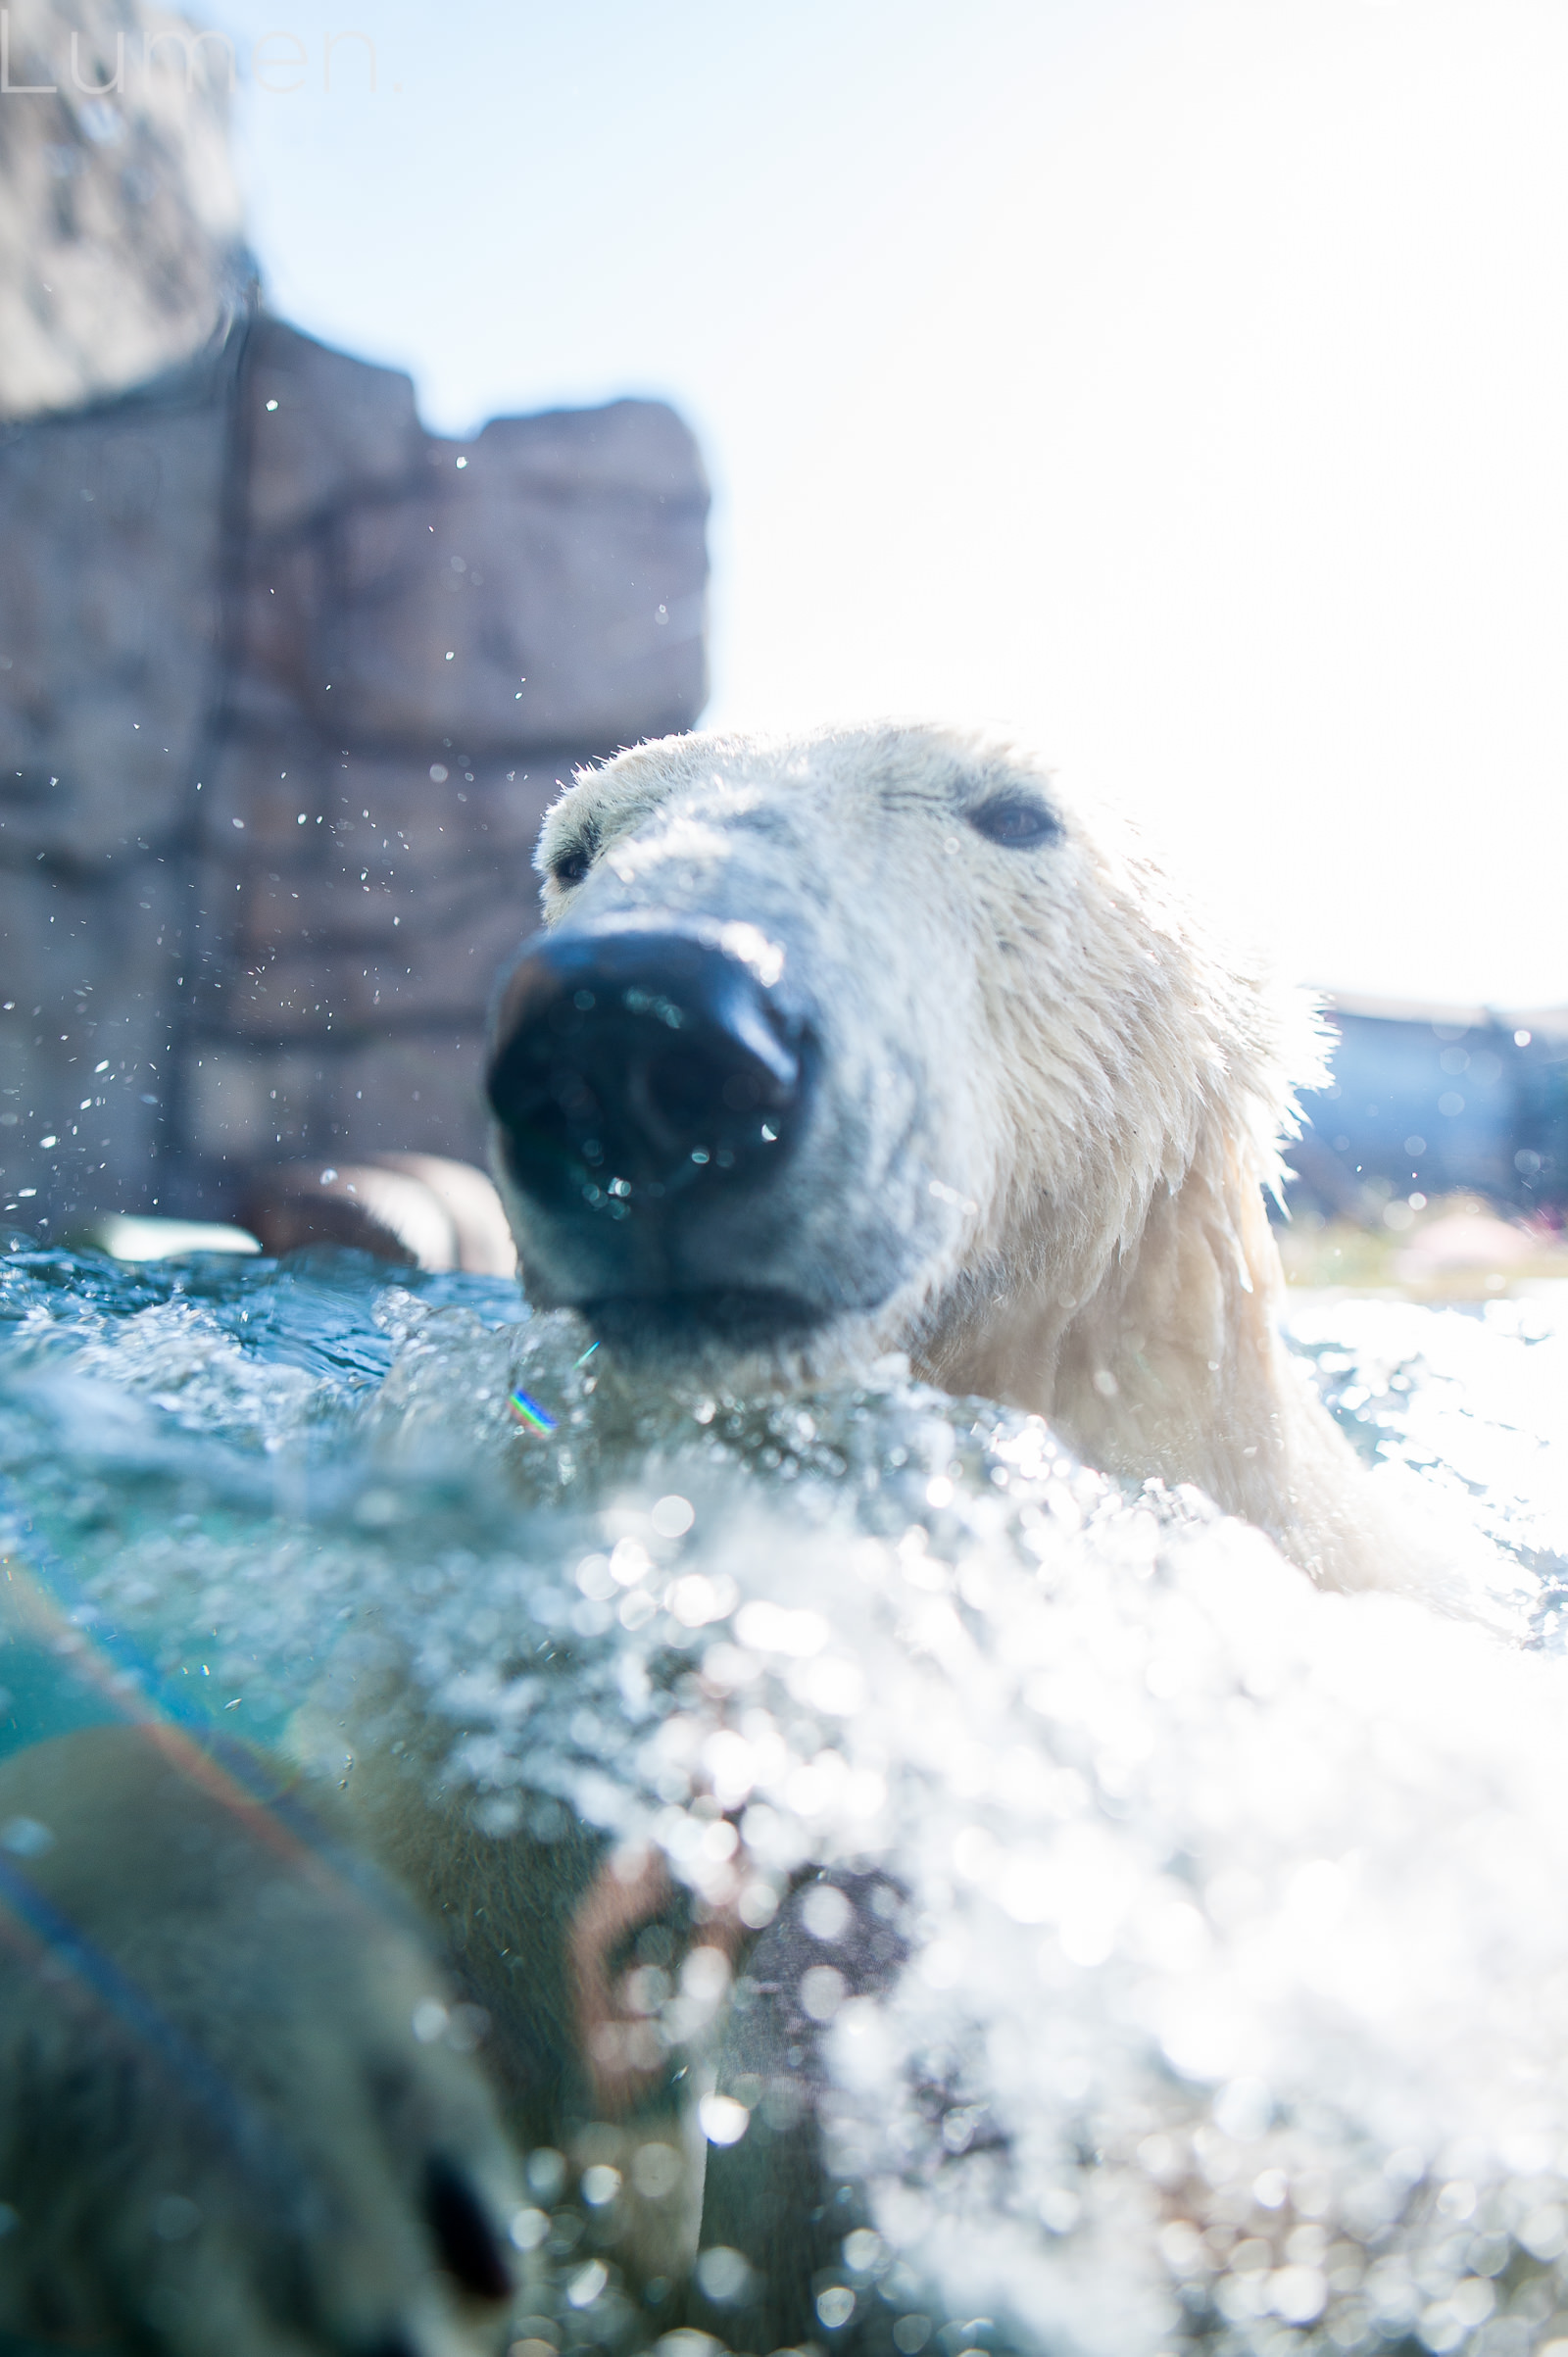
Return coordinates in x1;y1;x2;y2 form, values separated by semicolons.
0;0;709;1233
1290;998;1568;1222
0;0;249;418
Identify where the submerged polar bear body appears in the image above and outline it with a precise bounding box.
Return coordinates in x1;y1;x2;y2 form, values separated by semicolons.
489;720;1389;1596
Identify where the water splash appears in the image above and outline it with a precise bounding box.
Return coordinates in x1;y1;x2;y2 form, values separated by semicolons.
7;1237;1568;2353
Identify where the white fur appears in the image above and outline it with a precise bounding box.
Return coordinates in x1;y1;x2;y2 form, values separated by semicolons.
514;720;1415;1597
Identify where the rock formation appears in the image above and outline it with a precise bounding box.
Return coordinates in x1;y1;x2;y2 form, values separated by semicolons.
0;7;710;1235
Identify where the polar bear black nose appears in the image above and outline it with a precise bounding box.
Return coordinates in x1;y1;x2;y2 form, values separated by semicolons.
486;927;808;1212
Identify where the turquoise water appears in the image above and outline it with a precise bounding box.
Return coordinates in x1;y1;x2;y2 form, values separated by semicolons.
8;1237;1568;2355
0;1236;526;1757
4;1238;1565;1762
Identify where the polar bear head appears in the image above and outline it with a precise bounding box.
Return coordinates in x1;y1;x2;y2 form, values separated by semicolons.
484;722;1332;1484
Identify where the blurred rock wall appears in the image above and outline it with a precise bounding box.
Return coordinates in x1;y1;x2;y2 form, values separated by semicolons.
190;322;706;1216
0;317;709;1227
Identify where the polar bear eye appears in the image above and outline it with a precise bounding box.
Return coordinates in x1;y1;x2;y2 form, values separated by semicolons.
966;794;1061;849
551;831;598;888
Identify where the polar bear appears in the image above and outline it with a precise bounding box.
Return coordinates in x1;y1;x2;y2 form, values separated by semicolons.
0;720;1432;2355
490;719;1402;1599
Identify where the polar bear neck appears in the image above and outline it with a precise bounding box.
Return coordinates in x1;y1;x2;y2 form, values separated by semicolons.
916;1130;1412;1598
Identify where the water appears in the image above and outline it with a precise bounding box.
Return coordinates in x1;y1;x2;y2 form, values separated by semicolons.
6;1235;1568;2357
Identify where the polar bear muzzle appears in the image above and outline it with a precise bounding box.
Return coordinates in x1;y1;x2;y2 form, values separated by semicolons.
486;920;828;1342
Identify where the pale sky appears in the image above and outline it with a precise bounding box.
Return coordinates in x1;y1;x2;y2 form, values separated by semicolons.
203;0;1568;1008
